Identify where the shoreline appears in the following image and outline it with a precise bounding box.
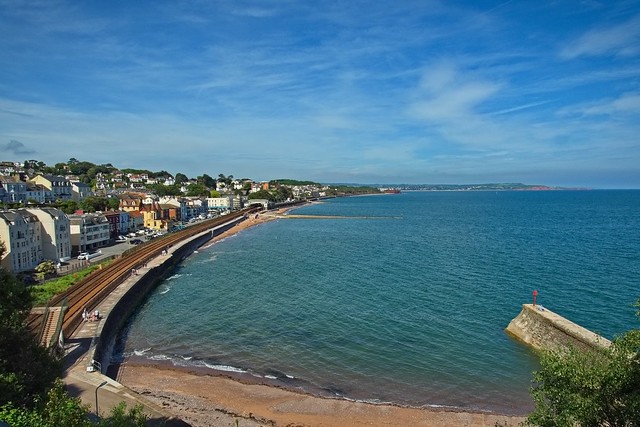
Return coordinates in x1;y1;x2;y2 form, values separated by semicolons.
116;204;528;426
118;363;527;427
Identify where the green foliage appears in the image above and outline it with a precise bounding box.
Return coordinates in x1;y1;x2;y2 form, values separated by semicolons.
106;197;120;211
80;196;115;213
0;243;60;407
54;200;80;214
151;183;181;197
30;265;101;306
186;183;209;197
526;299;640;426
34;261;57;281
248;189;274;201
209;190;221;198
174;172;189;185
325;185;380;195
197;173;216;188
97;402;148;427
0;381;148;427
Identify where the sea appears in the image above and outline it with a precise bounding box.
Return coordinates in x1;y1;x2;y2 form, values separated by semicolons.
114;190;640;414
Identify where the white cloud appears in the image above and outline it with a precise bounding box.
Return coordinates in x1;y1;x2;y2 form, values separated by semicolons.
411;63;501;122
560;14;640;59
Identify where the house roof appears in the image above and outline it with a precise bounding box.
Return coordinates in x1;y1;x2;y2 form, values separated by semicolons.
41;175;68;184
72;181;91;189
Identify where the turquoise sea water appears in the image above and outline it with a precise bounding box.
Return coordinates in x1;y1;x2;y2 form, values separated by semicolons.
115;190;640;414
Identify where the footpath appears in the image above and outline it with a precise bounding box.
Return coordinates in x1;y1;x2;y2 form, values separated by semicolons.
61;239;191;426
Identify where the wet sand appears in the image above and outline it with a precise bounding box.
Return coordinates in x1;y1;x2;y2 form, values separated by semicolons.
119;206;528;426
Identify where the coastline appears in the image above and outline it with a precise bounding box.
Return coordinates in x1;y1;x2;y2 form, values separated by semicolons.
115;204;528;426
118;363;526;427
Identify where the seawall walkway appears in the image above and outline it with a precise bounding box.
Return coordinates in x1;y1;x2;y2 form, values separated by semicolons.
62;217;246;426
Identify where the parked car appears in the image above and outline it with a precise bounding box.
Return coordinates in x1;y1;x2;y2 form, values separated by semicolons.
116;235;127;241
130;239;143;245
77;251;102;260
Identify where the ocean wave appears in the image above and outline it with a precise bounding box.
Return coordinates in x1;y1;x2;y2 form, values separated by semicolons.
133;348;151;356
202;362;247;373
166;274;182;281
159;285;171;294
149;354;172;361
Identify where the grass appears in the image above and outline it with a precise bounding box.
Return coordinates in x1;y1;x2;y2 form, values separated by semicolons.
29;260;113;306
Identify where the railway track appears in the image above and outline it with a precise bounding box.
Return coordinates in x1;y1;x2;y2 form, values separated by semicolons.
32;210;250;343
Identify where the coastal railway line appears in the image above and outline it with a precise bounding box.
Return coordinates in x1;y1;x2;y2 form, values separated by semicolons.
33;210;251;344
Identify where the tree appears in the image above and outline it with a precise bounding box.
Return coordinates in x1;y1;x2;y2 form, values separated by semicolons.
198;173;216;188
248;189;274;201
0;380;148;426
106;197;120;211
55;200;79;215
0;242;150;426
34;261;57;281
151;184;181;197
80;196;111;213
185;183;208;197
209;190;221;198
174;173;188;185
0;243;60;408
526;299;640;426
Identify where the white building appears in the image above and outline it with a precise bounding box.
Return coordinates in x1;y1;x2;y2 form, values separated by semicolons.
0;176;28;204
0;209;43;273
69;213;110;255
206;196;234;211
71;181;92;201
27;208;72;262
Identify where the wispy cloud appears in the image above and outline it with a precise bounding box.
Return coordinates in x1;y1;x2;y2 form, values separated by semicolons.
0;1;639;187
410;62;501;122
560;14;640;59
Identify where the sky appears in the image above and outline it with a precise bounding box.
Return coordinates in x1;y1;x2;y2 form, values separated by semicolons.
1;1;639;188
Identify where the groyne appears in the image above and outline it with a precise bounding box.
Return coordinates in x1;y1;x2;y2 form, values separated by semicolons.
505;304;611;352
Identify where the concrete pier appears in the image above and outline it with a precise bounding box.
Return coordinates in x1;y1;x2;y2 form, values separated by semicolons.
506;304;611;352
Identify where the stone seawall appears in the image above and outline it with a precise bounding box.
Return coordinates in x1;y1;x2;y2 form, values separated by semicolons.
505;304;611;353
91;218;244;373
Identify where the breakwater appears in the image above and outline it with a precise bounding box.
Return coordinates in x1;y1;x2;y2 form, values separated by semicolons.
505;304;611;352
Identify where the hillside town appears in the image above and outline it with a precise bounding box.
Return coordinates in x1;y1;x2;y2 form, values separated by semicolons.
0;158;379;275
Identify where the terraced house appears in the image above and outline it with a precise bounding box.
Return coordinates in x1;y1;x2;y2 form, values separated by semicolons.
27;207;72;263
31;174;73;202
0;209;43;273
68;213;110;255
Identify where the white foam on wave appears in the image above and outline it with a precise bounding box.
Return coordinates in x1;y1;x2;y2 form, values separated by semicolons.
166;274;182;281
264;374;277;379
133;348;151;356
202;362;247;373
159;285;171;294
149;354;172;361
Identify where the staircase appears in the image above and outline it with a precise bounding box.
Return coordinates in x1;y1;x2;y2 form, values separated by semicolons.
39;306;65;349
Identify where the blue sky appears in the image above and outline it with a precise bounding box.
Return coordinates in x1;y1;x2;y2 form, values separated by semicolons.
1;1;639;188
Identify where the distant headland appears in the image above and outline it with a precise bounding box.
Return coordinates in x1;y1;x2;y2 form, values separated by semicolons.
366;183;589;192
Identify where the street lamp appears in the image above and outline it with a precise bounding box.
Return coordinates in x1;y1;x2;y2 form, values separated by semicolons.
95;380;107;417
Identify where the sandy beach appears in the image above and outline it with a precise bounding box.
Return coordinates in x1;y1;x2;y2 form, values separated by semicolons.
119;364;526;427
118;207;528;426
